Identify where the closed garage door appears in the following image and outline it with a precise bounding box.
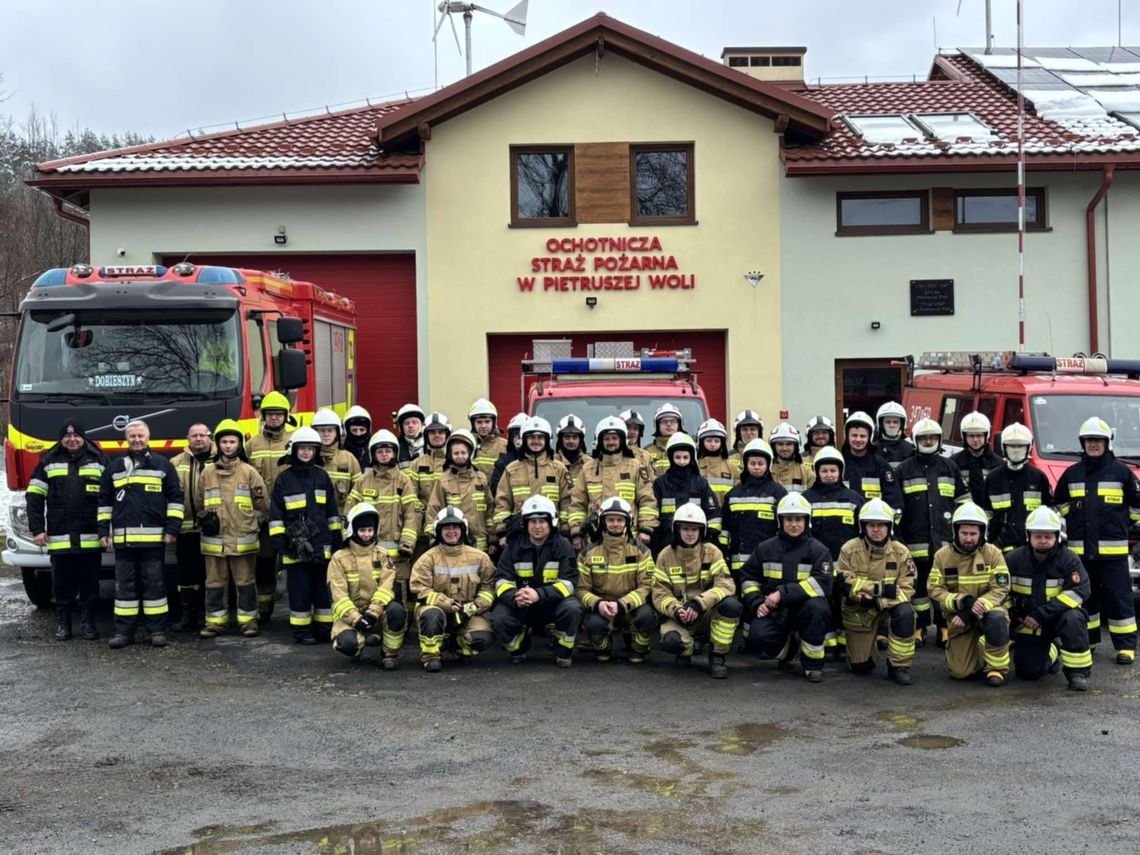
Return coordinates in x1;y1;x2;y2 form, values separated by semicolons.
173;254;417;429
487;331;727;423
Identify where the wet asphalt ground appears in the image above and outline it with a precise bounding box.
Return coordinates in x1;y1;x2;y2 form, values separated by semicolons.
1;566;1138;855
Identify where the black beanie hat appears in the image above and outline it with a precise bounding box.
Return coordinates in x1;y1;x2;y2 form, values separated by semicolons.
59;421;88;441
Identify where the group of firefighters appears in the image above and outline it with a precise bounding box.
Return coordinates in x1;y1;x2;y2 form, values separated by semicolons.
26;393;1138;691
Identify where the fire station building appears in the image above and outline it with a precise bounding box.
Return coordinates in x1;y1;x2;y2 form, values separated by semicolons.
32;13;1140;432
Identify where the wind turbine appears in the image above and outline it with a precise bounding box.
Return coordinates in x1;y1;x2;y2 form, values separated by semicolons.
433;0;528;85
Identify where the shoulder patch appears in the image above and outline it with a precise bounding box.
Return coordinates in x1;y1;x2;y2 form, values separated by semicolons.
1071;571;1082;584
994;570;1010;586
883;469;896;483
820;561;833;575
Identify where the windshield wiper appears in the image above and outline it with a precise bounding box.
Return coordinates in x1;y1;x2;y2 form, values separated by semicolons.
1046;450;1083;458
18;391;114;405
113;391;219;403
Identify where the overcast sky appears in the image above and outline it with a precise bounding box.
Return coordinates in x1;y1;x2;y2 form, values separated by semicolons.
2;0;1139;140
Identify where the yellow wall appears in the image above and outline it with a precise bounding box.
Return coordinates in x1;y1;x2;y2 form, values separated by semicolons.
424;53;782;423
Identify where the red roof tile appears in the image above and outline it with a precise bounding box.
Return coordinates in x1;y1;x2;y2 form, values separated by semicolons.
783;53;1140;173
36;98;419;177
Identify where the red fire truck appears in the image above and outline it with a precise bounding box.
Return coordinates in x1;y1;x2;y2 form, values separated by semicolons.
4;262;356;606
902;350;1140;593
523;339;709;441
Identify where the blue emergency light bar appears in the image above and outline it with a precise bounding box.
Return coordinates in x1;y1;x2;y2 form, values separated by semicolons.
1008;353;1140;376
551;357;681;373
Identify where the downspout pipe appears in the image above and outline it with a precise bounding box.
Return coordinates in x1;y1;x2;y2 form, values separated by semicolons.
1086;165;1114;355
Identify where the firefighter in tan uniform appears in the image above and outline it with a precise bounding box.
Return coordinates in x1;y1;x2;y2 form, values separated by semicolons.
619;409;655;472
424;429;494;552
646;404;685;475
696;418;737;505
567;416;657;549
411;507;496;672
837;498;917;685
651;504;743;678
246;391;294;621
195;420;268;637
312;409;361;518
493;416;573;540
576;497;658;663
555;415;588;482
170;423;214;632
769;422;815;493
345;430;422;614
328;503;407;669
408;412;451;559
469;398;508;480
928;502;1012;686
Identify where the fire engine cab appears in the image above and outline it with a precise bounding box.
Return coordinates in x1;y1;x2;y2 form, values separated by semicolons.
523;339;709;443
4;262;356;606
903;351;1140;484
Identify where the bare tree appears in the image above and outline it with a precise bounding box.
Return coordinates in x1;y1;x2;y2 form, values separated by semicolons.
0;92;154;431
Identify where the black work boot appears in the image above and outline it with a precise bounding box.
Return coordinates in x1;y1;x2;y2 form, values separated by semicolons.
709;649;728;679
80;605;99;640
54;608;73;641
1067;673;1089;692
172;589;203;632
887;664;912;686
108;633;132;649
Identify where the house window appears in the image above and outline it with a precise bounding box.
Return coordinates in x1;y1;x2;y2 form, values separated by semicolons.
954;188;1046;232
630;143;695;225
511;146;574;226
727;56;748;67
772;56;802;67
836;191;930;236
750;56;771;67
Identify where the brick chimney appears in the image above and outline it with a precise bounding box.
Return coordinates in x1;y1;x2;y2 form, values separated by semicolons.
721;46;806;82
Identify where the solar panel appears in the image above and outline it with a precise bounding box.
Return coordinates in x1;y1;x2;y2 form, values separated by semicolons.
844;115;923;143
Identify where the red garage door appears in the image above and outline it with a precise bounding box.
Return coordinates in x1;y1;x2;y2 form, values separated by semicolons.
173;254;417;428
487;331;727;423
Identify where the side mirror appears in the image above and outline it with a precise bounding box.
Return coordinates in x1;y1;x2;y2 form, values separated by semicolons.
277;348;307;390
277;317;304;344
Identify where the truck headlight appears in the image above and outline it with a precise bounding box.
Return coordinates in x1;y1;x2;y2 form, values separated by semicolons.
8;495;31;541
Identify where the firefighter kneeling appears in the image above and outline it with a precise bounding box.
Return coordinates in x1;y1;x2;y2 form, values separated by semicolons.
1008;507;1092;691
651;504;742;679
491;495;583;667
740;493;834;682
929;502;1012;686
576;497;658;663
837;499;917;685
411;507;496;672
328;503;407;668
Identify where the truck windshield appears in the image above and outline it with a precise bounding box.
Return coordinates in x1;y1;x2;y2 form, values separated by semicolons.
1030;393;1140;458
533;396;708;449
14;308;241;399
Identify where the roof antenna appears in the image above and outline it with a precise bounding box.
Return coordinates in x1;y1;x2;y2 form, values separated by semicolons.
958;0;993;54
434;1;528;80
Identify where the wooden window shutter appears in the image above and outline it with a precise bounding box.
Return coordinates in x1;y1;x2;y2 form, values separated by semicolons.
574;143;630;223
932;187;954;231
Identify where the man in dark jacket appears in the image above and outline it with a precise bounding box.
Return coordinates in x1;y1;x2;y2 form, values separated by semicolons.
951;411;1003;505
1054;417;1140;664
491;494;583;667
27;421;108;641
98;420;184;648
841;411;903;509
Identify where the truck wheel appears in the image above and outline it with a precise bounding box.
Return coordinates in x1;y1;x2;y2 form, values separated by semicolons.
21;568;55;609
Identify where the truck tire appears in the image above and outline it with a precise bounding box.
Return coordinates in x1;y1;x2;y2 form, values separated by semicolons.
22;568;54;609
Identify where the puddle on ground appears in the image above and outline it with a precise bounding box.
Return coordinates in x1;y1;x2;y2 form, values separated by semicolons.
699;722;788;755
897;735;965;750
763;785;801;795
192;822;278;839
875;710;922;730
644;736;698;766
581;766;737;799
158;798;765;854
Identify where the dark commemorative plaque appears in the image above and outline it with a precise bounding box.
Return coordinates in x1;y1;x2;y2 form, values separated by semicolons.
910;279;954;316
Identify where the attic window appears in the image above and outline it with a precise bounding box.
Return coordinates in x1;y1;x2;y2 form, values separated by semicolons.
912;112;997;141
727;56;748;67
845;115;923;144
